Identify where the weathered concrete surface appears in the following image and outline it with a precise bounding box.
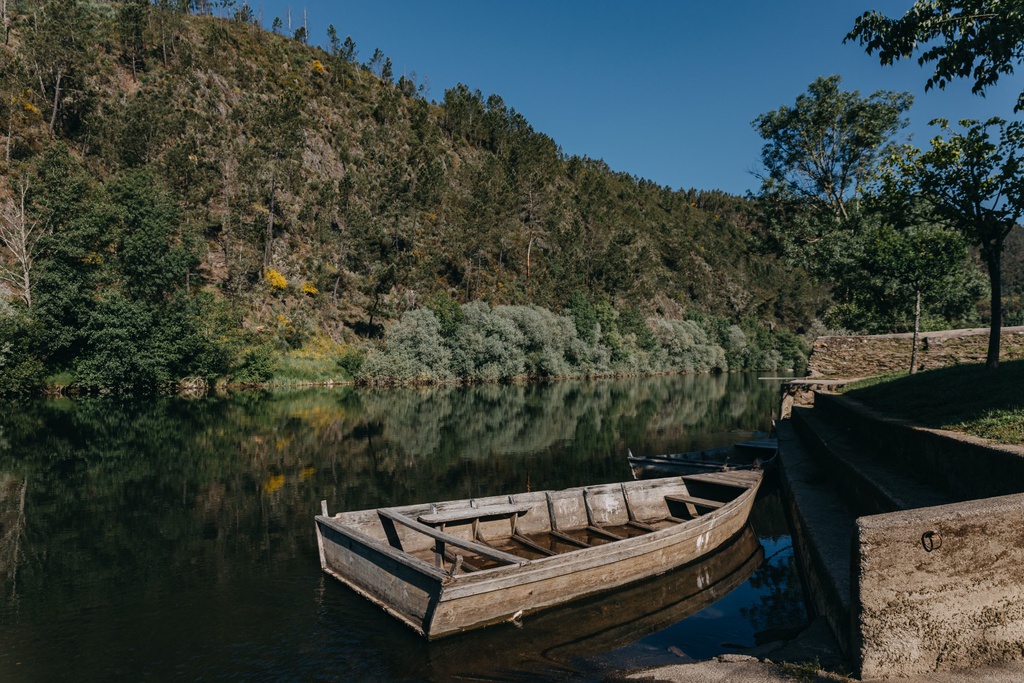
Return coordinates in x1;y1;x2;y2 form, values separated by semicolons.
855;494;1024;680
620;658;846;682
776;419;855;656
779;393;1024;679
616;616;1024;681
807;327;1024;379
814;393;1024;502
791;406;951;515
615;616;1024;680
779;379;859;419
620;659;1024;682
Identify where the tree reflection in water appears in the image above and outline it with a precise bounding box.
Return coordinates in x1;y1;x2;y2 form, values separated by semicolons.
0;373;801;682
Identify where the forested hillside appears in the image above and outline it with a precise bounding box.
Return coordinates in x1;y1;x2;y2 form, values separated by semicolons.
0;2;919;391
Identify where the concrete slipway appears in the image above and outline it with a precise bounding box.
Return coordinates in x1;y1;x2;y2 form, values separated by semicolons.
616;385;1024;682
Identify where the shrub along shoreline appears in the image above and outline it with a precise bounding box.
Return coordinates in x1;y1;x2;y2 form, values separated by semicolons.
4;297;806;395
356;300;807;386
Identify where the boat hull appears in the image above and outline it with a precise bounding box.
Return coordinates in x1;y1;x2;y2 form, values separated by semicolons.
629;439;778;479
316;472;762;639
422;525;764;677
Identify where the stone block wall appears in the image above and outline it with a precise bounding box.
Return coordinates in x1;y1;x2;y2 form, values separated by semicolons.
807;326;1024;378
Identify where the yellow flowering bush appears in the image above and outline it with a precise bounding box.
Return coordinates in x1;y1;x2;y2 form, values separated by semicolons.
263;474;285;494
301;281;318;295
265;269;288;290
311;59;327;75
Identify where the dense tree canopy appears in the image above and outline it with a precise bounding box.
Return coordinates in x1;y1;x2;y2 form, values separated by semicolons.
890;118;1024;368
752;76;984;347
753;75;912;221
0;1;827;391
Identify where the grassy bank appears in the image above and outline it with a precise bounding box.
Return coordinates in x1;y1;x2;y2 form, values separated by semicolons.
842;360;1024;445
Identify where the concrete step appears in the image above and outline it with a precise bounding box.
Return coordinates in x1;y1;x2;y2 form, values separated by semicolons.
776;418;854;657
791;406;952;518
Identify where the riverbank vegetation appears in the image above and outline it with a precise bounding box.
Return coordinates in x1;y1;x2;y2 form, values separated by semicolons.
0;2;1020;393
359;300;806;385
843;360;1024;445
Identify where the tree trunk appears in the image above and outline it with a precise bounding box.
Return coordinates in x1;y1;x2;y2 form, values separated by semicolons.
985;248;1002;369
264;175;276;267
526;235;534;280
49;70;63;133
0;181;36;308
910;288;921;374
8;478;27;599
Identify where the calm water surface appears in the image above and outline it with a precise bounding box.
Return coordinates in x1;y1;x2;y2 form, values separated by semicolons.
0;374;806;681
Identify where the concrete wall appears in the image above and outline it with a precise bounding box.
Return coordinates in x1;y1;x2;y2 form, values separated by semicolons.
814;393;1024;502
807;327;1024;379
855;495;1024;679
785;394;1024;678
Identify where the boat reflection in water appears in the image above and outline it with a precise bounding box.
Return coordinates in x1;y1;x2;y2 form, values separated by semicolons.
420;525;763;679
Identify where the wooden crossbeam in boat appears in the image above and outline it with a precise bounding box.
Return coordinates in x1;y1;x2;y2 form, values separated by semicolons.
664;494;725;510
587;525;624;540
628;520;658;532
550;530;591;548
377;508;527;566
443;548;482;573
511;533;557;556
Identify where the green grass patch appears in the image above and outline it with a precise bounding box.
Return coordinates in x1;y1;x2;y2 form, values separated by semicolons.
842;360;1024;445
269;351;352;385
44;371;75;388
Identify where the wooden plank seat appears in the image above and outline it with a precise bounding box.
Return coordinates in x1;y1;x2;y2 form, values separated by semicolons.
682;471;761;488
664;494;725;510
377;508;528;566
417;503;534;526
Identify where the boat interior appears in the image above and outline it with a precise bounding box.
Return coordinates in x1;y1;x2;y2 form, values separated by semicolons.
331;472;758;575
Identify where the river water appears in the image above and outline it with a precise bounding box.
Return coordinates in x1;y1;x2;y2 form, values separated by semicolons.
0;374;806;681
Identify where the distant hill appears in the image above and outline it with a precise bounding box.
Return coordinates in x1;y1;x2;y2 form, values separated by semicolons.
0;2;825;390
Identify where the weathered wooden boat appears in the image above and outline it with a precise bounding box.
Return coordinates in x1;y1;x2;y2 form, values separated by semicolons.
315;470;762;639
628;437;778;479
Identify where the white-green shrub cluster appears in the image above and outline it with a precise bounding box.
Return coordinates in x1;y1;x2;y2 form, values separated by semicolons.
649;319;727;373
359;302;806;385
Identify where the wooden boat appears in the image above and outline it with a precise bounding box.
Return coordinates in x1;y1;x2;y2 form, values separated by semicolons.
315;470;762;639
628;437;778;479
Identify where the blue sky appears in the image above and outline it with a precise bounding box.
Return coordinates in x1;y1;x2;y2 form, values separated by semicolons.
253;1;1023;196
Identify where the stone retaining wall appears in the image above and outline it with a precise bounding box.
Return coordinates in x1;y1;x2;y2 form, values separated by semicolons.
807;326;1024;378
